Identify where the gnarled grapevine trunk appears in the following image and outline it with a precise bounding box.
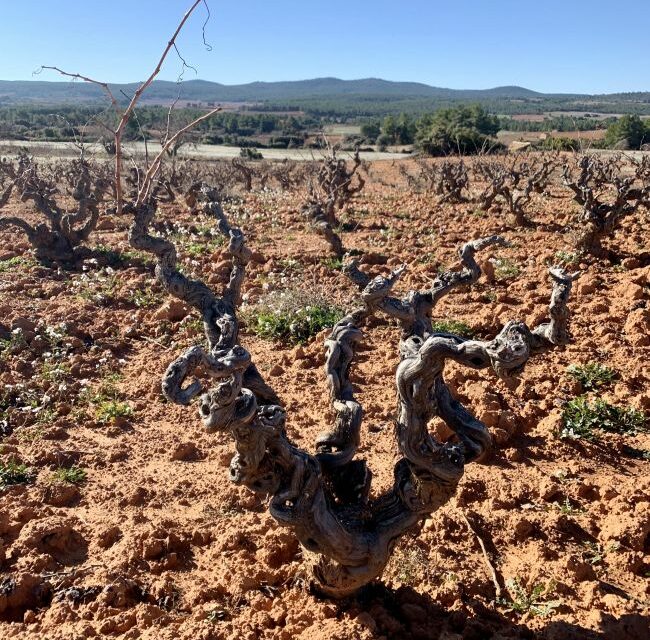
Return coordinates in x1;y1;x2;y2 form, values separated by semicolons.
562;155;648;257
302;146;365;256
0;156;110;263
129;189;577;598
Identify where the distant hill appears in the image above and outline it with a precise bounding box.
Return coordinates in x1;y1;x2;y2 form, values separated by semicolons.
0;77;565;106
1;77;648;118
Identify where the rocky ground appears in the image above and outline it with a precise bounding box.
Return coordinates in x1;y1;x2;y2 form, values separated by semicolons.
0;159;648;639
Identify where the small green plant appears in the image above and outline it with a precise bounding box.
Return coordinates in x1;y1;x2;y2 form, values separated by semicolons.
0;459;32;488
0;256;34;273
560;397;647;440
321;256;344;271
42;361;71;382
493;258;521;280
277;258;303;273
500;578;560;618
581;541;620;566
0;329;28;357
554;497;584;516
127;286;160;308
16;426;46;443
390;545;430;586
94;245;152;268
244;290;344;344
566;362;617;391
182;316;204;336
75;271;120;305
36;408;57;425
430;319;474;338
554;250;582;267
96;400;132;424
77;372;133;424
185;234;225;258
52;466;87;485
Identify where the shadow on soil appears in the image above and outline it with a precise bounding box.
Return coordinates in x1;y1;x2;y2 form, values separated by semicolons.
342;583;646;640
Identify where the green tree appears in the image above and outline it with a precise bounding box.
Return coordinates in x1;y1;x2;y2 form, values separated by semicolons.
395;113;416;144
416;104;500;156
604;115;648;149
382;115;397;142
361;120;381;142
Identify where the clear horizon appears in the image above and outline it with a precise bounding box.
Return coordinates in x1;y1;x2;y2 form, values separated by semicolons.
0;0;648;94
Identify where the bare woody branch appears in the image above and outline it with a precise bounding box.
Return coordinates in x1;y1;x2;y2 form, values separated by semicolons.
42;0;213;213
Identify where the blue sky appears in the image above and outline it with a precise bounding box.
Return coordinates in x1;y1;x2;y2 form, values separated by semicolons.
0;1;648;93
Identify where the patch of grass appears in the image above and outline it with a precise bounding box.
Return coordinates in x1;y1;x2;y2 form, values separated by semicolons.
181;317;204;336
277;258;303;273
42;361;71;382
16;426;46;443
75;272;120;304
36;408;57;426
560;397;647;440
0;459;32;488
94;245;152;268
493;258;521;280
244;289;344;344
430;319;474;338
52;466;87;485
185;234;225;258
77;372;133;425
499;579;560;618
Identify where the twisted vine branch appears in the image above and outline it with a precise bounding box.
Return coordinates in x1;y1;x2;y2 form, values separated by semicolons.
130;196;577;598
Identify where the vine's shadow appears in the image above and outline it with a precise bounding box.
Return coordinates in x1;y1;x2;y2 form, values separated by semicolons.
341;582;646;640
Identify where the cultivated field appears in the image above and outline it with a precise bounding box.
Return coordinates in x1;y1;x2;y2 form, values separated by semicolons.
0;140;410;163
0;155;648;640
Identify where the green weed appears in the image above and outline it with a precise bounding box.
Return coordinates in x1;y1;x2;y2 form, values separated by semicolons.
430;319;474;338
493;258;521;280
0;256;34;273
560;397;647;440
499;579;560;618
52;466;87;485
554;250;582;266
244;290;344;344
0;459;32;488
566;363;617;391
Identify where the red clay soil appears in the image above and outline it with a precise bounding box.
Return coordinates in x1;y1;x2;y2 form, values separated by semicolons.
0;160;648;639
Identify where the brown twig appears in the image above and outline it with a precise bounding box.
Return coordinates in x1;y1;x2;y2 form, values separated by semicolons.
137;106;222;205
42;0;212;214
460;510;503;599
